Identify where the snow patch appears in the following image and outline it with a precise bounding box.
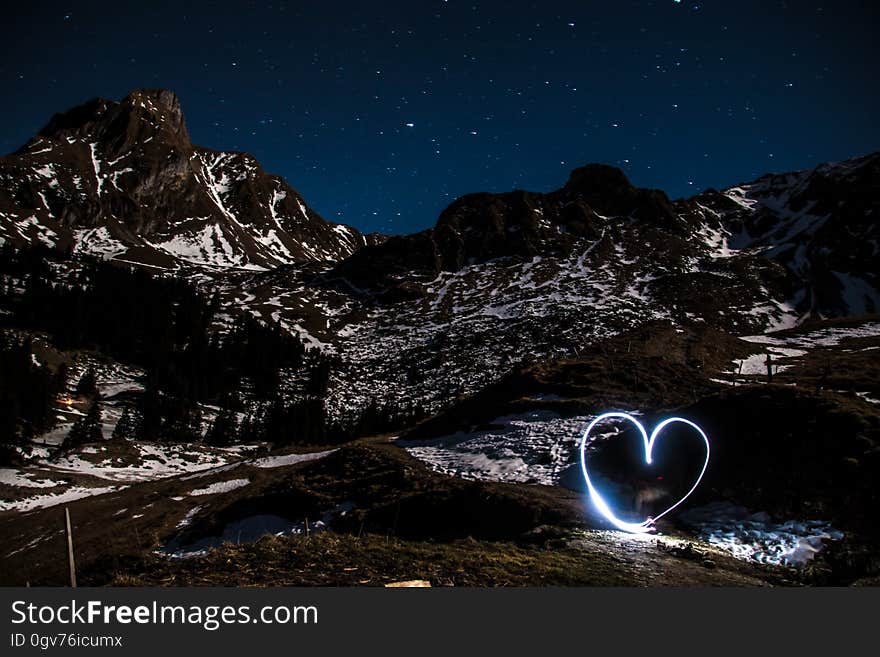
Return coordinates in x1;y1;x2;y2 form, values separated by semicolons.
74;227;128;260
0;468;66;489
680;502;843;566
187;478;250;496
252;449;336;469
0;485;123;512
400;411;590;485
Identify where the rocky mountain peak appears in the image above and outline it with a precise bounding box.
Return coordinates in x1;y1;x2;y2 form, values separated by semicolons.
0;90;371;269
563;163;677;225
124;88;184;117
564;163;634;196
335;163;688;292
122;89;190;143
32;88;190;155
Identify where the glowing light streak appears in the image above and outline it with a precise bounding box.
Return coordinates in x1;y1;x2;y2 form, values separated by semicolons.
579;412;710;533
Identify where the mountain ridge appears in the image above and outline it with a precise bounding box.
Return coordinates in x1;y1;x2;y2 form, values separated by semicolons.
1;91;878;420
2;89;877;316
334;150;879;321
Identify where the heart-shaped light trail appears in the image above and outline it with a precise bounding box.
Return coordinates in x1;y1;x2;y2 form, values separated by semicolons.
579;412;710;534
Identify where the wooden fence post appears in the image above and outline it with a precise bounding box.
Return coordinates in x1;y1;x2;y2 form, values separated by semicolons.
65;506;77;588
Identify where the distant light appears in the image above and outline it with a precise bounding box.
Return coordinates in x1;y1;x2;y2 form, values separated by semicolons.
405;122;415;128
579;412;710;534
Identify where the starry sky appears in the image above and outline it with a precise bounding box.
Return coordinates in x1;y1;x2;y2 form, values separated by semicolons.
1;1;878;234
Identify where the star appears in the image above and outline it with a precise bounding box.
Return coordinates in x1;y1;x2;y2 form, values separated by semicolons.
4;0;872;234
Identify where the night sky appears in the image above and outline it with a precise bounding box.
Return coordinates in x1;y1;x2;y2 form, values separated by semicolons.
2;1;878;234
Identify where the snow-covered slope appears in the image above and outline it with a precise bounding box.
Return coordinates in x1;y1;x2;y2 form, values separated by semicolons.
204;153;877;425
691;152;880;318
2;90;877;430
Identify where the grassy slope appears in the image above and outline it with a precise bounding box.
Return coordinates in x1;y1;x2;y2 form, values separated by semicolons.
1;439;787;587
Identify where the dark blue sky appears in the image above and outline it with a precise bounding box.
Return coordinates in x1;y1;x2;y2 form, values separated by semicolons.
2;1;878;234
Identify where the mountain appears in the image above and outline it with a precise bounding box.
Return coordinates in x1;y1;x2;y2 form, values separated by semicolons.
244;152;877;421
1;90;878;425
0;89;377;270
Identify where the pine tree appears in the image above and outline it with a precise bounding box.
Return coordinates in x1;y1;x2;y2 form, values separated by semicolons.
112;406;141;441
160;404;203;443
204;408;239;447
0;334;61;464
75;366;99;398
63;402;103;450
238;413;255;443
306;358;331;396
264;397;290;446
136;387;163;441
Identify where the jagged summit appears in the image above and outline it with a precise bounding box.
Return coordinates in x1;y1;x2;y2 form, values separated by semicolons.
0;90;373;269
32;89;191;154
564;164;678;225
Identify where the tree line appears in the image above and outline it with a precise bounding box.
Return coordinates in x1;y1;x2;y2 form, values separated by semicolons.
0;333;66;463
1;243;426;460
